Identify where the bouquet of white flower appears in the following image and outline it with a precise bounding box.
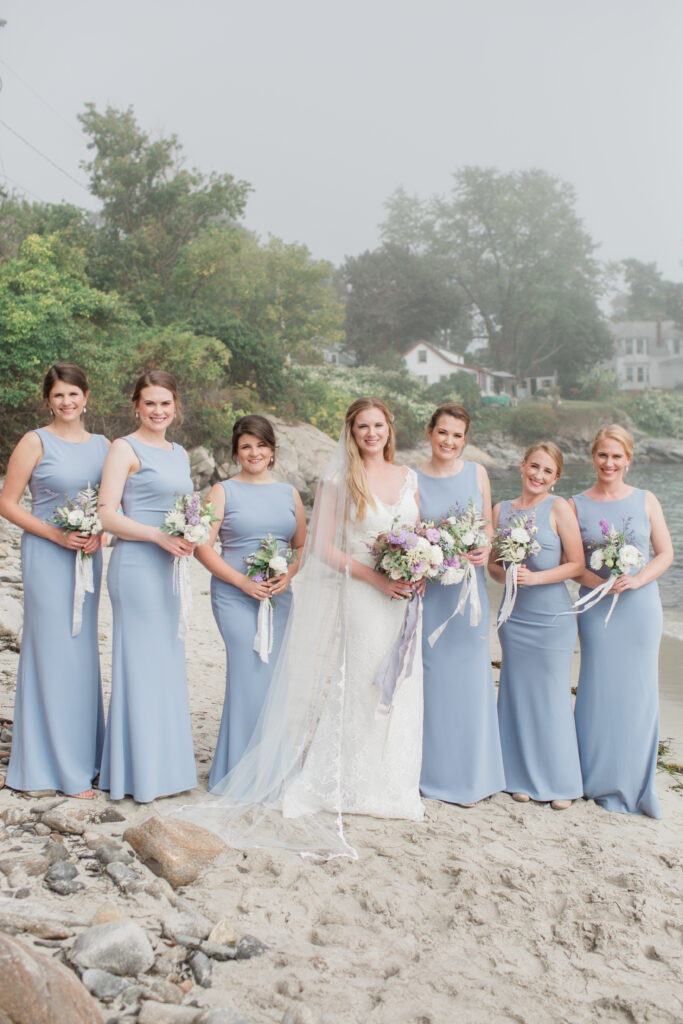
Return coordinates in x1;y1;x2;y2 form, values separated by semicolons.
492;510;542;626
244;534;298;662
52;483;103;635
427;500;490;643
574;517;645;625
162;493;219;638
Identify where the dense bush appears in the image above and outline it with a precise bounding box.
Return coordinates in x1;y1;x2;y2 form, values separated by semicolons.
425;371;483;411
508;402;559;444
626;390;683;438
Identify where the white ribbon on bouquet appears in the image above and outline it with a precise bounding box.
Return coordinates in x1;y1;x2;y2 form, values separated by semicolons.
427;562;482;647
496;562;520;627
72;549;94;636
571;576;619;627
172;556;193;640
253;599;275;663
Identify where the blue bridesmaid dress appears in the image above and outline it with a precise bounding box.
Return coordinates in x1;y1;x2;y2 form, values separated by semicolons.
209;480;296;789
418;464;505;804
99;437;197;802
6;428;107;795
573;489;662;818
496;497;582;802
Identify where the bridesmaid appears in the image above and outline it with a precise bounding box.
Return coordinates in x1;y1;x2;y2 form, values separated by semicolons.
195;415;306;789
0;362;108;797
570;425;673;818
489;442;584;809
418;403;505;806
97;370;197;802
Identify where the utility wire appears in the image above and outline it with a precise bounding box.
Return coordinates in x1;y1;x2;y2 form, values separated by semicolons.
0;171;46;203
0;116;90;193
0;57;82;138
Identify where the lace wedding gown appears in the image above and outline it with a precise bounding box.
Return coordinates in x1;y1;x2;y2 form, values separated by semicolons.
283;469;424;820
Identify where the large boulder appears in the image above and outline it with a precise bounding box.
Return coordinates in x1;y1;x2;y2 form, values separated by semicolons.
0;931;102;1024
69;918;155;976
123;816;228;889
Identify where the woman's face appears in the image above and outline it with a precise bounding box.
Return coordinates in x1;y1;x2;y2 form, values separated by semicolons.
135;385;176;434
427;414;467;462
235;433;274;475
592;437;630;483
351;407;390;458
520;448;559;496
47;380;88;424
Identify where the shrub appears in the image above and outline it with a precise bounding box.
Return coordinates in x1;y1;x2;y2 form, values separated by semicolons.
508;402;559;443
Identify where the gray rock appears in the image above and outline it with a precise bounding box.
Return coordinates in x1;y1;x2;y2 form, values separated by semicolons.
94;840;134;866
34;822;51;836
121;983;147;1005
234;935;269;960
106;861;146;894
0;895;85;937
137;1003;201;1024
82;968;128;1001
70;919;155;976
29;796;67;816
159;906;214;941
198;941;236;962
141;977;184;1005
41;805;93;835
48;877;85;896
1;807;32;826
46;860;78;883
188;949;212;988
196;1011;257;1024
96;807;127;824
42;837;70;863
0;931;103;1023
0;592;23;641
0;851;51;877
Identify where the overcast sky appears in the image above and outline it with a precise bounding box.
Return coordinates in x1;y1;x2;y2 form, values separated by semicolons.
1;0;681;281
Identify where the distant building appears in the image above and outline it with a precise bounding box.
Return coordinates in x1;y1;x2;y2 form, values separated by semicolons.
515;372;558;399
322;343;357;367
608;319;683;390
403;340;516;397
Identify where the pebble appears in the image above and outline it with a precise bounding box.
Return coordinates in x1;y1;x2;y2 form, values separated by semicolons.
41;805;92;835
188;949;212;988
106;861;146;894
196;1012;258;1024
94;840;134;867
234;935;269;960
70;918;156;976
82;967;128;1001
42;838;70;863
46;860;85;895
33;822;51;836
91;902;128;926
137;1003;203;1024
207;920;237;947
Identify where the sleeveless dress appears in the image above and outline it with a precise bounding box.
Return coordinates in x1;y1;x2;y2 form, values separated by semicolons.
283;469;424;820
496;496;582;802
418;464;505;804
6;428;108;795
209;479;296;789
573;489;662;818
98;437;197;802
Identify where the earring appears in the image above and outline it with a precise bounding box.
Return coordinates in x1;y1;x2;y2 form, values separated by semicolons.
135;411;139;420
550;484;555;492
83;406;87;414
268;457;275;467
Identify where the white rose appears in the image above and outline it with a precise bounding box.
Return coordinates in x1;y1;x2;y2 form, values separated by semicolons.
618;544;642;570
441;566;465;586
67;508;84;527
269;555;288;576
185;524;207;544
510;527;529;544
461;530;476;548
429;545;444;566
390;570;402;580
440;529;455;547
514;546;527;561
589;549;604;571
427;566;441;578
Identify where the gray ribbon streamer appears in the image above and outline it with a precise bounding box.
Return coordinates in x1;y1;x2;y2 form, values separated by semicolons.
172;556;193;640
253;599;274;662
373;593;423;716
71;550;94;637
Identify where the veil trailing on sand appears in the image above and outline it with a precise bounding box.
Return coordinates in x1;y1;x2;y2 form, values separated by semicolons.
172;429;361;859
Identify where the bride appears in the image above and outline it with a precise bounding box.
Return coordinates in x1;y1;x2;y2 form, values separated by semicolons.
174;397;424;858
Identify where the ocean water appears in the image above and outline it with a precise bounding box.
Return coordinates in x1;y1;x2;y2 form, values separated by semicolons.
491;463;683;642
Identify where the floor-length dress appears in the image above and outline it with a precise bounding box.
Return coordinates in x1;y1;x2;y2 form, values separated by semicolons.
496;496;582;802
6;428;107;794
99;437;197;802
283;470;424;820
209;479;296;789
573;489;662;818
418;463;505;803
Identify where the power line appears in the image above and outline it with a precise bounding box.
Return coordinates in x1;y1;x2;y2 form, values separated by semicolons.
0;171;46;203
0;116;90;194
0;57;82;138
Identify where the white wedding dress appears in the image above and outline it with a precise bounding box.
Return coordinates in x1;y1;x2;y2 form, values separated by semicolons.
283;469;424;820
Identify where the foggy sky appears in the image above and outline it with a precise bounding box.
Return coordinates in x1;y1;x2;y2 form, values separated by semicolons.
1;0;681;282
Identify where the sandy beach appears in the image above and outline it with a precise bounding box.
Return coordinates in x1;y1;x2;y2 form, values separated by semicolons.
1;549;682;1023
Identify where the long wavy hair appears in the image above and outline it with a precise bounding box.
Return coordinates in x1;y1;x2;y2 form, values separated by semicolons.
344;397;396;521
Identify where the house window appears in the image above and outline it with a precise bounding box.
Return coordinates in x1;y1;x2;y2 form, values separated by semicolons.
636;366;645;383
675;339;681;354
540;378;553;389
625;367;634;382
623;338;634;355
636;338;645;354
418;349;427;363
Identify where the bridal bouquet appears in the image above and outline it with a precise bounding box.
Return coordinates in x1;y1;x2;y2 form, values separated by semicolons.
162;492;219;639
427;499;490;644
244;535;298;663
52;483;103;636
493;510;542;626
573;517;645;626
369;519;441;715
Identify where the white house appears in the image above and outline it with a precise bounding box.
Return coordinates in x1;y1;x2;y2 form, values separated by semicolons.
515;372;558;400
608;320;683;390
403;340;516;397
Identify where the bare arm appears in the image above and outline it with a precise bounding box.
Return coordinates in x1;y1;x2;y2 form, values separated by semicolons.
487;502;506;583
98;439;194;558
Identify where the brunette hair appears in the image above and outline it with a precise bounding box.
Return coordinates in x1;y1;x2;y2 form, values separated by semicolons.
231;415;277;466
131;370;183;423
590;424;634;461
427;402;471;434
43;362;89;400
523;440;564;479
344;397;396;521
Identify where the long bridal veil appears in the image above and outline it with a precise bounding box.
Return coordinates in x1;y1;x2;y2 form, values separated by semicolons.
171;430;360;859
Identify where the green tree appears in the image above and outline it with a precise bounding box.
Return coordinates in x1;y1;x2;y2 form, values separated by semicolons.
78;104;252;321
611;259;683;325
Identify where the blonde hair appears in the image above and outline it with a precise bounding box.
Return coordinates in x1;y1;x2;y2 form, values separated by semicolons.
523;440;564;479
590;424;634;460
345;397;396;520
